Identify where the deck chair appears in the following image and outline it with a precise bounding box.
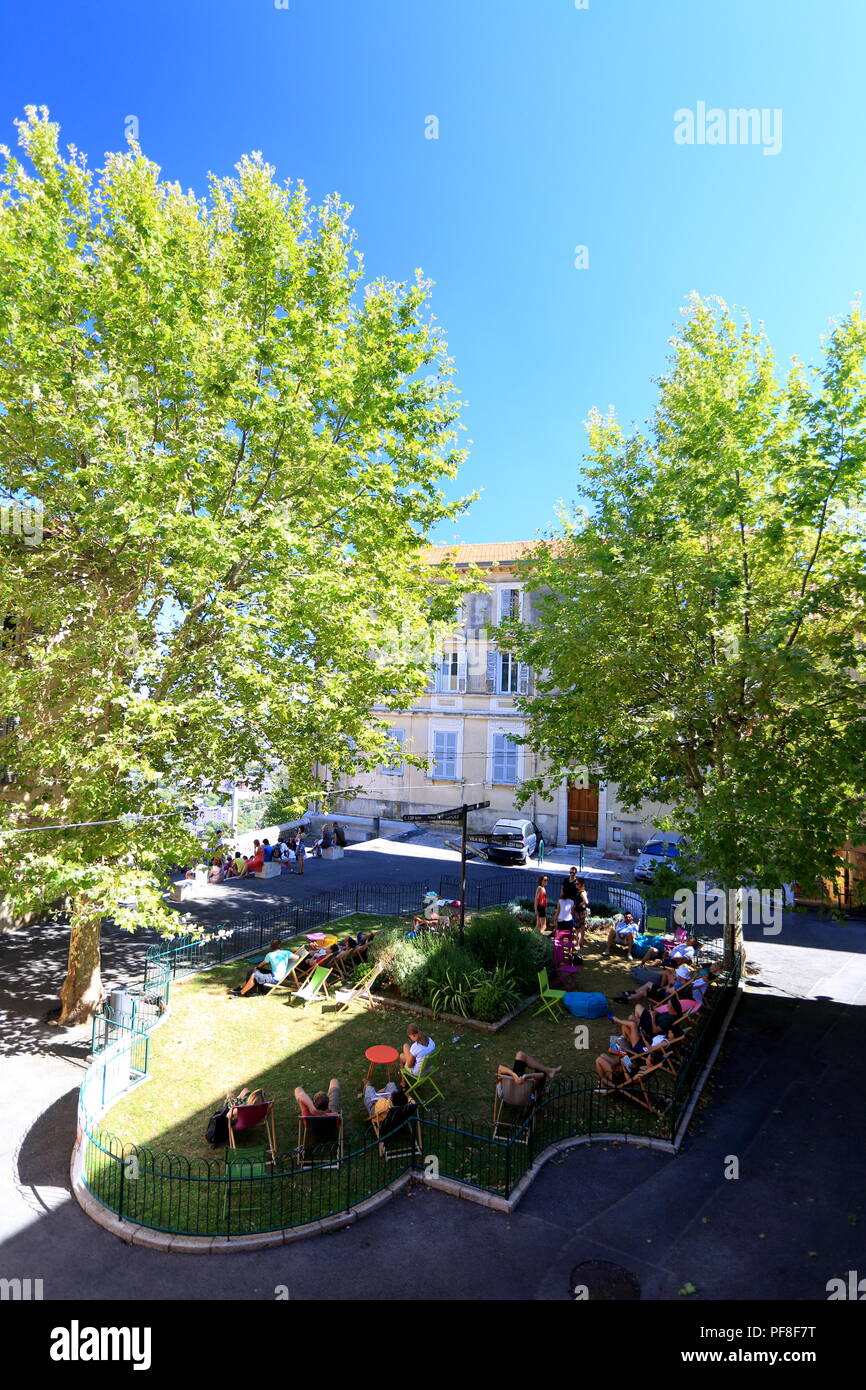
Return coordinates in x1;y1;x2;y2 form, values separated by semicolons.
332;961;384;1011
368;1099;421;1160
296;1109;344;1169
259;948;308;996
223;1144;271;1225
290;964;333;1007
624;1034;685;1078
597;1050;670;1115
492;1080;536;1143
400;1049;444;1105
533;967;567;1021
645;915;668;937
226;1100;277;1163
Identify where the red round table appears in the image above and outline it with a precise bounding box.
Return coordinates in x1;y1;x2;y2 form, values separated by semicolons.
365;1044;400;1084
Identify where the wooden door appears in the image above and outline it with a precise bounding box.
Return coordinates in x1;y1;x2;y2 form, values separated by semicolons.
567;782;599;846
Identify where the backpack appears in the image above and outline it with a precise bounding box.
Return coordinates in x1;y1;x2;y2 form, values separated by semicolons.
205;1105;230;1147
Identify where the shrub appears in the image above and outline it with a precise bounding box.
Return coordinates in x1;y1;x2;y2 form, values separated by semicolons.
367;928;427;995
472;966;521;1021
429;967;484;1018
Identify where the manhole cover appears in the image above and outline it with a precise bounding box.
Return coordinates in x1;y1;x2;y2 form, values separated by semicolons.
570;1261;641;1300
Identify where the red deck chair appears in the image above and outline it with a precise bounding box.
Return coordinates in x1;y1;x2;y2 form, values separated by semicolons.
227;1100;277;1163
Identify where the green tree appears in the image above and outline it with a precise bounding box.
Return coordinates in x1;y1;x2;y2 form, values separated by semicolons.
507;296;866;958
0;109;470;1022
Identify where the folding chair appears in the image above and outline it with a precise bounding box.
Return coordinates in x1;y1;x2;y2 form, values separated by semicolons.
645;915;668;938
368;1100;421;1160
492;1081;536;1143
290;964;333;1006
332;961;384;1011
533;967;567;1021
400;1049;444;1105
259;948;308;996
552;931;581;988
296;1110;344;1169
223;1145;271;1226
597;1051;670;1115
226;1100;277;1163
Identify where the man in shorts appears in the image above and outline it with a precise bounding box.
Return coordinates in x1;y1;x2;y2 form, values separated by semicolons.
496;1051;562;1108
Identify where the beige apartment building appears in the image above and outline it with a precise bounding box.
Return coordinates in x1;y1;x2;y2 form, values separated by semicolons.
331;542;671;852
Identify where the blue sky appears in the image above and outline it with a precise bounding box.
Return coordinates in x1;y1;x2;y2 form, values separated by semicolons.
2;0;865;544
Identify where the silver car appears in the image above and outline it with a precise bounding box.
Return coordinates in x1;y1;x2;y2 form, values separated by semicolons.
486;818;540;865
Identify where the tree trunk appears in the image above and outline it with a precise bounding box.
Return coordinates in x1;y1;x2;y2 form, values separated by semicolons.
57;903;103;1026
723;888;744;972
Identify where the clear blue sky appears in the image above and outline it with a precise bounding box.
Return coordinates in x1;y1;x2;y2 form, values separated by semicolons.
3;0;865;544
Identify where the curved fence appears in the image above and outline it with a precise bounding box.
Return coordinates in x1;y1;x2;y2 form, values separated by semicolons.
77;885;734;1241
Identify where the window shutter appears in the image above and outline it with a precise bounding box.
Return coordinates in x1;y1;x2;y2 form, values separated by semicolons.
518;663;531;696
485;648;496;693
475;592;491;629
457;652;467;692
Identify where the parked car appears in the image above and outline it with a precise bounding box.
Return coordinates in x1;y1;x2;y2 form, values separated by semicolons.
485;818;540;865
633;831;684;883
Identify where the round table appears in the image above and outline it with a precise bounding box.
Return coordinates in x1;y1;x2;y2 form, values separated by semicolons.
365;1044;400;1084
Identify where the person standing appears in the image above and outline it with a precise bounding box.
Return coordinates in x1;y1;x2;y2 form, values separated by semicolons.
294;828;307;876
574;877;590;952
534;874;550;934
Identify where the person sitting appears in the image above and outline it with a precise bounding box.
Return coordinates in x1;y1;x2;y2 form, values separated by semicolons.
231;939;297;996
261;838;275;862
208;856;225;884
294;1078;341;1146
333;822;347;848
315;824;334;857
362;1077;398;1118
238;839;264;877
399;1023;436;1075
411;891;447;932
606;911;640;955
496;1051;562;1108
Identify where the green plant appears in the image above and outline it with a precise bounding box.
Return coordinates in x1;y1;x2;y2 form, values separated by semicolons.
429;967;484;1018
472;965;521;1021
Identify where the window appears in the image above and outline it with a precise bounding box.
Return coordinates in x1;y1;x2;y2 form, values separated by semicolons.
435;651;460;693
498;652;518;694
431;729;459;780
498;587;521;621
491;733;518;785
380;729;405;776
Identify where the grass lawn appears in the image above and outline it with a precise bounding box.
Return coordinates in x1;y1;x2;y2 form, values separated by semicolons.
105;911;643;1160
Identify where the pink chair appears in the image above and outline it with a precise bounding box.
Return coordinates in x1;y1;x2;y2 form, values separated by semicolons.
227;1100;276;1162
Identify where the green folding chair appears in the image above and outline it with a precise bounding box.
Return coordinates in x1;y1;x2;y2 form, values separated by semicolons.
290;964;332;1007
400;1049;444;1105
533;967;567;1021
646;915;667;937
223;1146;270;1228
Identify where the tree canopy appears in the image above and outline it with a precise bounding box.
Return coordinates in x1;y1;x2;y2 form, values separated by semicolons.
507;296;866;916
0;108;470;1020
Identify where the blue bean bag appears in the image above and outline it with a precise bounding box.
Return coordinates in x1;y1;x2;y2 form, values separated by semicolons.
563;991;609;1019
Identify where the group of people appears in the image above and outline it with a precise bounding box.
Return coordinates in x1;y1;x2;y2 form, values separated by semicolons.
534;866;591;950
205;823;348;883
229;930;377;997
293;1024;437;1141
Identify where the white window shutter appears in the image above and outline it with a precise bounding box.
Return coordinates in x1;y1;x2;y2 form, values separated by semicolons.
518;663;531;695
457;651;467;692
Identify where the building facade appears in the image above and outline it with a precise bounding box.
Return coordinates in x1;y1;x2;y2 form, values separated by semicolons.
330;543;671;852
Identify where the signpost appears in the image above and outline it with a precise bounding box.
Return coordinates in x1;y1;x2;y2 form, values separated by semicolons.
402;801;490;943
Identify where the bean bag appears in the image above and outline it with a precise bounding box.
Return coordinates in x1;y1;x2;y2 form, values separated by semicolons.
563;990;609;1019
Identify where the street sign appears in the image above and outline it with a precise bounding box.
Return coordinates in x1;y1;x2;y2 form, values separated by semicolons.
402;801;490;825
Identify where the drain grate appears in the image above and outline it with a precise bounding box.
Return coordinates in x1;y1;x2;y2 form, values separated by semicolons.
570;1261;641;1300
